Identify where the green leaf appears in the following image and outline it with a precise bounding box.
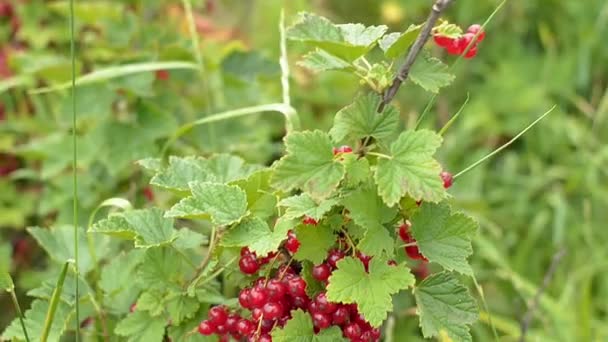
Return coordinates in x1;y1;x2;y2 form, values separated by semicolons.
124;208;176;248
410;203;478;274
379;24;423;58
231;169;277;219
172;229;208;250
293;224;336;265
0;270;13;291
414;272;478;342
136;289;166;317
138;247;191;292
287;12;386;61
342;184;397;257
330;94;399;144
151;155;259;192
166;182;248;226
279;194;338;221
89;215;137;239
271;309;346;342
166;292;201;325
326;257;414;327
374;130;445;206
115;310;167;342
1;299;71;341
409;56;455;93
297;49;352;72
28;225;110;273
342;154;370;187
271;131;345;199
100;250;144;311
221;216;284;256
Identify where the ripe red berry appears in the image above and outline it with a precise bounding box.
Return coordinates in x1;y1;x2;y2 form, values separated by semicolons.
249;287;268;308
464;46;478;59
198;320;215;335
258;334;272;342
312;263;331;281
0;2;13;17
356;252;372;271
239;288;252;308
433;35;454;48
302;216;318;225
333;145;353;155
208;306;228;325
398;223;411;242
266;279;287;300
405;245;427;261
467;24;485;42
155;69;170;81
262;301;284;320
236;319;255;335
457;33;477;54
285;230;300;253
312;312;332;329
344;322;363;339
241;247;252;256
327;249;345;269
239;254;260;275
387;260;397;266
142;186;154;202
440;171;453;188
315;292;337;314
332;306;350;325
287;277;307;297
292;295;310;310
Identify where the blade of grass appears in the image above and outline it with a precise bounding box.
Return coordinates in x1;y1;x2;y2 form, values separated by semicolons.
68;0;80;339
40;262;70;342
29;61;198;94
160;103;300;160
453;105;556;179
438;92;469;136
472;273;499;341
1;272;30;342
415;0;508;128
279;9;291;107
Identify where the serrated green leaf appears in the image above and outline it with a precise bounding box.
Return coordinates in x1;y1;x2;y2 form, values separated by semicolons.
231;169;277;219
1;299;71;341
414;272;478;342
89;215;137;239
166;292;201;325
374;130;445;206
330;94;399;144
379;24;422;58
0;270;13;291
172;229;208;250
342;184;397;257
165;182;248;226
326;257;414;327
167;307;215;342
136;290;166;317
409;56;455;93
298;49;352;72
151;154;259;192
271;131;345;199
115;310;167;342
293;224;336;264
272;309;346;342
342;154;370;187
100;250;144;312
28;225;110;273
221;216;284;256
27;271;92;306
279;194;338;221
410;203;478;274
138;247;191;292
124;208;176;248
287;12;386;61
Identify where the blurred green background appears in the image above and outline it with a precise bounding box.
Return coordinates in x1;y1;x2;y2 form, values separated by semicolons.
1;0;607;341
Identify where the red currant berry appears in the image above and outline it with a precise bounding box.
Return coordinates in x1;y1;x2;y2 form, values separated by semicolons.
405;245;427;261
155;69;170;81
262;301;284;320
225;315;239;332
312;263;332;281
239;288;252;309
287;277;307;297
344;322;363;339
332;306;350;325
241;247;253;256
260;319;275;333
360;331;374;341
413;262;430;280
464;46;478;59
239;254;260;275
467;24;485;41
258;334;272;342
285;231;300;253
315;292;338;314
370;328;381;339
0;3;13;17
198;320;215;335
251;308;264;321
440;171;453;188
215;324;227;334
398;223;412;242
292;296;310;310
236;319;255;335
142;186;154;202
446;39;461;55
266;279;287;300
312;312;332;329
433;35;453;48
457;33;477;54
327;249;345;269
208;306;228;325
387;260;397;266
356;252;372;271
249;287;268;308
302;216;318;225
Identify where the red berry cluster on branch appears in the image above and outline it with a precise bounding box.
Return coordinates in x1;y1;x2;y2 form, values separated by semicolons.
239;247;277;275
433;24;485;58
398;222;427;261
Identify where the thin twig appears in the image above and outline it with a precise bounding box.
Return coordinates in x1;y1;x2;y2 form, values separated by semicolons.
519;248;566;342
378;0;455;112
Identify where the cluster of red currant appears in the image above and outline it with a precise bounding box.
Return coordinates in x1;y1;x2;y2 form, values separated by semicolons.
239;247;278;275
433;24;485;58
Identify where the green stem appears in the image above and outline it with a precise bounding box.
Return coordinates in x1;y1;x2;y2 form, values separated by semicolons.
9;290;30;342
41;262;70;342
279;9;291;107
472;273;499;342
160;103;300;160
438;93;469;136
453;106;556;179
366;151;392;160
68;0;80;339
196;256;238;287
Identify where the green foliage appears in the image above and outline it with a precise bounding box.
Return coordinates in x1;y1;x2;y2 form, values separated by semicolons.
271;310;346;342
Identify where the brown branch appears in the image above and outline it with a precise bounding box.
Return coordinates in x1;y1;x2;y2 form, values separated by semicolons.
378;0;455;112
519;248;567;342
